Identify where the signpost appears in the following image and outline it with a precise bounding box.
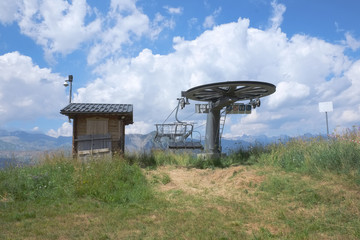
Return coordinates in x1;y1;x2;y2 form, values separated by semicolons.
319;101;333;135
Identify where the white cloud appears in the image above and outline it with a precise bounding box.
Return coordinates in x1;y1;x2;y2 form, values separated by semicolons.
126;121;152;135
203;7;221;29
269;0;286;30
87;0;150;64
0;0;21;24
2;1;359;137
73;16;360;136
344;32;360;51
338;108;360;123
15;0;101;62
164;6;183;15
0;52;67;125
1;0;172;64
47;122;72;138
149;13;176;40
268;81;310;108
87;0;175;64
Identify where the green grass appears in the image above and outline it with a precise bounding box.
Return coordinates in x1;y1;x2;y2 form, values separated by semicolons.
1;130;360;239
256;136;360;184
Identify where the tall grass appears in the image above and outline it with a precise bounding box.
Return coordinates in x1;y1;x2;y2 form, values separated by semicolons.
0;154;153;205
125;150;197;168
256;132;360;183
2;128;359;206
1;132;360;239
126;131;360;176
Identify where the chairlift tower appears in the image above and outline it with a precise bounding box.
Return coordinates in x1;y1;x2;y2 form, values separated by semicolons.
182;81;276;158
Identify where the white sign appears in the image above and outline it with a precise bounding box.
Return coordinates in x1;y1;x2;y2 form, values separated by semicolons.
319;102;333;113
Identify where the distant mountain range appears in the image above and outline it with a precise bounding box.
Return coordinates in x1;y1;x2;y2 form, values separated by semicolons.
0;130;71;151
0;129;323;167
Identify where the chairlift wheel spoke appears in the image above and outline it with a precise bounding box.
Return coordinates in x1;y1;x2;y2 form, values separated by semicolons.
183;81;275;102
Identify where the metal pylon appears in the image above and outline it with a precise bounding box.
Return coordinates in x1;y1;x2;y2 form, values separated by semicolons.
182;81;276;156
219;110;227;150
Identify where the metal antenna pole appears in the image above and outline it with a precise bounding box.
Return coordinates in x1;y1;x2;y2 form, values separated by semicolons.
68;75;73;103
325;111;329;135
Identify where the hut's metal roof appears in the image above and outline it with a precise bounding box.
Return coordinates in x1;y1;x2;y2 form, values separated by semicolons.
60;103;133;124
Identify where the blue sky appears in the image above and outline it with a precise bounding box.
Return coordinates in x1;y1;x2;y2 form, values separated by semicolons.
0;0;359;138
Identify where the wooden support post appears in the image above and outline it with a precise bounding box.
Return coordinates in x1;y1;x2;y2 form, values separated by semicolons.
72;118;77;158
119;119;125;154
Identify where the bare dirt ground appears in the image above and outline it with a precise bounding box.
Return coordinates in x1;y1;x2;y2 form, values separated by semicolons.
148;165;266;200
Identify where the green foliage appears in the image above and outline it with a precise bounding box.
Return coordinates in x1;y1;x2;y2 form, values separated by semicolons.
0;155;75;202
257;136;360;182
74;156;153;204
125;150;197;168
150;172;171;185
0;154;153;205
153;150;199;167
257;175;324;207
225;143;270;167
1;140;360;239
125;151;157;168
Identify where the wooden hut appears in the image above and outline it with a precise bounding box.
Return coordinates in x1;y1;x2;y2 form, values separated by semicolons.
60;103;133;157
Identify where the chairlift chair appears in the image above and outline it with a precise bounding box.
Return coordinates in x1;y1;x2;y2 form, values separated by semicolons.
154;98;203;150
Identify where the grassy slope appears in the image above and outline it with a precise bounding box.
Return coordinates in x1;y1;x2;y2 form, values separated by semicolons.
1;136;360;239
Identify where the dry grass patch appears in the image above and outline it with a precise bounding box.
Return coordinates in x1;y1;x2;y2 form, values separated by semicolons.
149;165;266;200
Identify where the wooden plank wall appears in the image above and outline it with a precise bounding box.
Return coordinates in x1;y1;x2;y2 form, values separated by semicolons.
73;115;126;154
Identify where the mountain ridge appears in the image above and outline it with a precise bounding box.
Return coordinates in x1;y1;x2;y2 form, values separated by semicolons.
0;129;323;163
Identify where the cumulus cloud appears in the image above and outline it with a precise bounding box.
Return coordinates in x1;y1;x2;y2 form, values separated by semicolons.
1;0;172;64
0;0;21;24
13;0;101;62
0;52;67;124
2;1;359;137
87;0;150;64
126;121;152;135
87;0;175;64
268;81;310;108
47;122;72;138
72;14;360;137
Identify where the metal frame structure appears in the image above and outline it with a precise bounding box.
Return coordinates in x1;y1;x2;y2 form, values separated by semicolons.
182;81;276;157
154;98;203;150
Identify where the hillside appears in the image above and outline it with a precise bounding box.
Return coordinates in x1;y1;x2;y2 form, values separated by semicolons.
1;147;359;239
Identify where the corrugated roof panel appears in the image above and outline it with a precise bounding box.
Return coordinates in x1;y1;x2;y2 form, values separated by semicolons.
60;103;133;115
